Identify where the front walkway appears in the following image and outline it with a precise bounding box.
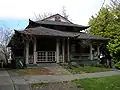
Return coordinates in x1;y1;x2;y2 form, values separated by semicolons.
0;69;14;90
24;70;120;83
8;70;30;90
1;69;120;90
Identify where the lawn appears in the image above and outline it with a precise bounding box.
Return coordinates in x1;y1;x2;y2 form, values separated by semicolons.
31;81;79;90
73;75;120;90
15;64;113;75
61;64;113;74
14;68;54;75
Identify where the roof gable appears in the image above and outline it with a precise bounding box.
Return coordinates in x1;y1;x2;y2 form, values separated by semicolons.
41;14;72;23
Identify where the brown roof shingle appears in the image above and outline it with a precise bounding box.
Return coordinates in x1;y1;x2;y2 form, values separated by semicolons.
18;26;108;40
20;26;76;37
36;20;89;29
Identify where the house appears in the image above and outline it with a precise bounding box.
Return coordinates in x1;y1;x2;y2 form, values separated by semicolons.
0;52;5;68
8;14;108;67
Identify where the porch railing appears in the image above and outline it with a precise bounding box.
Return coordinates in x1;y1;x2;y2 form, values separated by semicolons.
70;53;90;61
37;51;56;62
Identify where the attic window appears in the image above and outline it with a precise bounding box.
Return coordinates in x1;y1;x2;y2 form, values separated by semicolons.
55;15;61;22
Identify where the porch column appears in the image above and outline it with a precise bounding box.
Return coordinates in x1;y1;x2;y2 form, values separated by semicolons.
56;39;60;63
33;38;37;64
62;39;65;63
90;44;93;60
67;38;70;61
97;45;100;58
25;41;29;64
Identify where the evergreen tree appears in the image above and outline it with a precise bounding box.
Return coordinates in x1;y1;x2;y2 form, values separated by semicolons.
89;1;120;63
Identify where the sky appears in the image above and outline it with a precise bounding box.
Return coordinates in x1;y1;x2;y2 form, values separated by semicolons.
0;0;110;30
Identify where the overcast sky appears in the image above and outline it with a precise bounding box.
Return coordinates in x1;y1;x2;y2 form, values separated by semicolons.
0;0;110;30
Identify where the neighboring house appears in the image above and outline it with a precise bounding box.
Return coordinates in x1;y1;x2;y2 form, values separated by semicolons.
0;51;6;68
8;14;108;67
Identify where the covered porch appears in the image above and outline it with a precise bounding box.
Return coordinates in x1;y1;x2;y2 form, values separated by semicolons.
25;37;69;64
25;37;101;65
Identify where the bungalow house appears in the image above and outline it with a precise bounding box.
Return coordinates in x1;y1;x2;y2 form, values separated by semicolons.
8;14;108;67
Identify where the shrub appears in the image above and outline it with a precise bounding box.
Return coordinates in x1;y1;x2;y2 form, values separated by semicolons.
79;64;85;67
91;64;110;68
112;59;118;63
115;61;120;69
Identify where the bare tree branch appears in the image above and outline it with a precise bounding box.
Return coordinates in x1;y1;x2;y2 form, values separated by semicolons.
0;27;12;65
61;6;69;19
34;12;54;21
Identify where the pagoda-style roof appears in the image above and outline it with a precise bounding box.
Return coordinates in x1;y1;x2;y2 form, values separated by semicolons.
8;14;109;47
27;14;89;31
35;20;89;29
18;26;108;40
19;26;75;38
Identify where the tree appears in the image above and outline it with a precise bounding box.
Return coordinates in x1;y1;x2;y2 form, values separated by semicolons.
61;6;69;19
0;27;12;66
88;0;120;64
34;12;53;21
34;6;69;21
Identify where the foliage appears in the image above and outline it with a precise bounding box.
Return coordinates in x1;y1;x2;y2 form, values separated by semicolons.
88;0;120;63
92;63;110;68
115;61;120;69
73;75;120;90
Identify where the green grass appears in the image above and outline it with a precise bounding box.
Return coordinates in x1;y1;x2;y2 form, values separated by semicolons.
61;64;112;74
73;75;120;90
31;81;79;90
31;81;69;87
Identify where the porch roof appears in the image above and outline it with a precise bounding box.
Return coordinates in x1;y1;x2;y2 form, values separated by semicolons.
18;26;108;40
77;33;109;40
